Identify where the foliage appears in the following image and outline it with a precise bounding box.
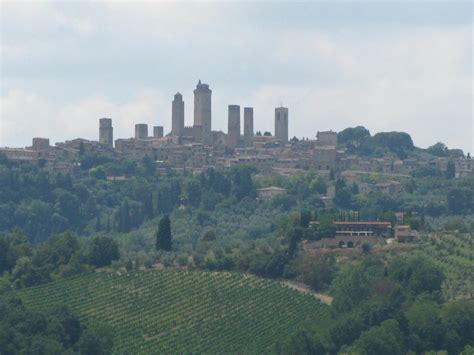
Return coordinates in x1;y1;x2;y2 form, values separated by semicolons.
87;236;120;268
17;270;329;354
156;215;172;251
0;295;112;354
447;187;473;214
350;319;405;355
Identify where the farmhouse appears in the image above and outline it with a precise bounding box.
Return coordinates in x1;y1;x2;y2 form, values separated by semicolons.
310;221;392;237
256;186;287;200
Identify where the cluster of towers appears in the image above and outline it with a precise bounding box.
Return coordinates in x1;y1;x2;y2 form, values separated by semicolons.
98;80;289;149
170;80;289;148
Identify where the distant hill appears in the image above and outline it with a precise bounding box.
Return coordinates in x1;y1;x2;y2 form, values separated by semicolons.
16;270;329;353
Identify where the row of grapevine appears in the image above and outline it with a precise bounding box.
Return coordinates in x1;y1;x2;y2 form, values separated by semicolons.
17;270;329;354
417;233;473;300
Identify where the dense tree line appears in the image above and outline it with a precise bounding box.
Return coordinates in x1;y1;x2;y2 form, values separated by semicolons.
0;156;261;245
275;254;474;354
0;229;119;289
337;127;415;159
0;295;113;354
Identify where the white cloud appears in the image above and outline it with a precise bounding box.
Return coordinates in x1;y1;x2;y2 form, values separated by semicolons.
0;2;472;153
0;88;171;147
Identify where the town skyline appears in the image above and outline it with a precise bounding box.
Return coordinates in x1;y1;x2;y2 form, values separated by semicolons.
1;2;472;153
1;78;470;155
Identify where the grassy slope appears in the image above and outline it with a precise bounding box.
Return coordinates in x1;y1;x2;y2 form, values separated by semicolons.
17;270;329;354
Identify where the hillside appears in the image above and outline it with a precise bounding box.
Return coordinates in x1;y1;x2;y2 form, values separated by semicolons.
16;270;329;354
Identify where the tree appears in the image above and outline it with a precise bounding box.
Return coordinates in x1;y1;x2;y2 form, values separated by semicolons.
299;210;312;228
441;300;474;354
88;236;120;268
231;166;256;200
361;242;371;254
388;255;445;296
76;323;113;355
184;180;202;207
141;155;156;176
405;301;445;353
334;179;352;208
156;215;172;251
314;215;336;239
277;327;326;354
446;160;455;179
297;255;336;291
447;188;473;214
337;126;371;151
79;141;85;155
143;190;154;219
157;186;172;214
119;201;131;232
427;142;449;157
351;319;405;355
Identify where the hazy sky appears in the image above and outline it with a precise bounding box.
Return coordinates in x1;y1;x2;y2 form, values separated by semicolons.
1;1;472;153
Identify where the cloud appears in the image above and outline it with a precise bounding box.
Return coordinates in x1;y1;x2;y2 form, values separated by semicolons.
0;88;171;147
0;2;472;153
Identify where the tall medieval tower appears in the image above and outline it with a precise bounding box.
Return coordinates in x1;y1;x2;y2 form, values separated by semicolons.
193;80;212;145
99;118;113;148
275;106;289;143
172;92;184;137
243;107;254;147
227;105;241;149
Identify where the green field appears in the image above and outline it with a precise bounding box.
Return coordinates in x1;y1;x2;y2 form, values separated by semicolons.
17;270;329;354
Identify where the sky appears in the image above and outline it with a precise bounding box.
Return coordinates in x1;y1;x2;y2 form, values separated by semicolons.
1;1;473;154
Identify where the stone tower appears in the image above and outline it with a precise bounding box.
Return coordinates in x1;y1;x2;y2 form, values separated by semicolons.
193;80;212;145
227;105;240;149
243;107;254;147
171;92;184;136
99;118;113;148
135;124;148;139
153;126;164;138
275;106;289;143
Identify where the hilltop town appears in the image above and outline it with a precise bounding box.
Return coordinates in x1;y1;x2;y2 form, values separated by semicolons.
2;80;472;185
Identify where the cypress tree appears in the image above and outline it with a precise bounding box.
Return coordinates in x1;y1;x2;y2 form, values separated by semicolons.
446;160;455;179
156;215;172;251
143;191;154;219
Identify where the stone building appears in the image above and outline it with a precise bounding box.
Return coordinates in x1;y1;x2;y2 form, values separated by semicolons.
135;124;148;140
313;146;337;170
193;80;212;145
99;118;113;148
256;186;287;200
153;126;164;139
244;107;254;147
316;130;337;146
275;106;289;143
32;137;50;151
171;92;184;137
227;105;240;149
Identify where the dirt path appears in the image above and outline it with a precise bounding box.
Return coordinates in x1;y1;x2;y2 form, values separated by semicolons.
282;280;333;305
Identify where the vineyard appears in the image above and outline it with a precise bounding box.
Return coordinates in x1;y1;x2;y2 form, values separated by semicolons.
417;233;473;300
17;270;329;354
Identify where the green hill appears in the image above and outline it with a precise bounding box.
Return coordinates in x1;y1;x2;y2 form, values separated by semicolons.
16;270;329;354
